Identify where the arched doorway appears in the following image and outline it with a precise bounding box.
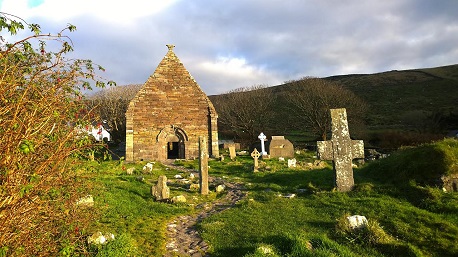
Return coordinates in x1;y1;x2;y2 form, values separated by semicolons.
157;125;187;160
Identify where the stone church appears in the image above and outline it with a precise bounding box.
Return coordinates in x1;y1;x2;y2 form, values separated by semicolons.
125;45;219;161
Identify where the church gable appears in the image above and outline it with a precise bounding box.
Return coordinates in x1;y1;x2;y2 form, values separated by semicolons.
125;45;219;161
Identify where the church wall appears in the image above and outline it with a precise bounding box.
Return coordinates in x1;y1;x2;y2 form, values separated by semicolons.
125;45;218;162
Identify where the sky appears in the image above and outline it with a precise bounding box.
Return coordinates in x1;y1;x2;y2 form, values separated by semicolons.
1;0;458;95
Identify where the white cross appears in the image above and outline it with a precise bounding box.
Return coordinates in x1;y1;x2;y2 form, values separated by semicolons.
258;132;267;155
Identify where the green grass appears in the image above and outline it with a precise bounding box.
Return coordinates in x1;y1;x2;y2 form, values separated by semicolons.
75;139;458;256
78;160;215;256
196;140;458;257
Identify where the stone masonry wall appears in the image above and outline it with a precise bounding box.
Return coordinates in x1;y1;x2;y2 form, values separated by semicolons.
126;45;219;161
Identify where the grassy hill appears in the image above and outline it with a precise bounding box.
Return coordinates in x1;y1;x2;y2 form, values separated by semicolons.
324;64;458;129
209;64;458;148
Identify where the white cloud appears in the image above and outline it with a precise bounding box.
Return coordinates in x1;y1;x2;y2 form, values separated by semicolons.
1;0;179;24
1;0;457;94
194;56;282;94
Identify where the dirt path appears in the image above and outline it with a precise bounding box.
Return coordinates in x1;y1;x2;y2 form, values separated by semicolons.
162;162;246;257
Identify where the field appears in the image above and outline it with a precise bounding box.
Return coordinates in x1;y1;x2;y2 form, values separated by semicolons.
80;139;458;256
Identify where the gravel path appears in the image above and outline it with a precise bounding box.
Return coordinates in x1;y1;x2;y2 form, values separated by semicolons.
162;162;246;257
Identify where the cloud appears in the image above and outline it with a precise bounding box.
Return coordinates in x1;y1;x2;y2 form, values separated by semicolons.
1;0;458;94
192;56;282;94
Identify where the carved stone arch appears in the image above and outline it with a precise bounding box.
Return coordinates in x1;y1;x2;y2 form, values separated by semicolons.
156;125;187;159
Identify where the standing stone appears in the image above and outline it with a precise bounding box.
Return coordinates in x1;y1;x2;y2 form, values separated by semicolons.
258;132;268;156
199;136;209;195
152;175;170;201
251;148;261;172
228;144;236;160
317;108;364;192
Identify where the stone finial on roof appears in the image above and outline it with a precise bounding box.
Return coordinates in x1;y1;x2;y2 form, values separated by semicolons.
166;44;175;51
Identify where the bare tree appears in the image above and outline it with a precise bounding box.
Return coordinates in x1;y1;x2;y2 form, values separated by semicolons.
212;85;276;143
282;77;367;140
88;84;142;142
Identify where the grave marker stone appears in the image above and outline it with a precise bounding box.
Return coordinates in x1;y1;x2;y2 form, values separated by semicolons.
228;144;236;160
251;148;260;172
152;175;170;201
258;132;267;156
199;136;209;195
288;158;297;168
269;136;294;158
317;108;364;192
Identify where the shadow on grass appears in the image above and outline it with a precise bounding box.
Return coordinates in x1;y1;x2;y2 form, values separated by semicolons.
246;168;335;193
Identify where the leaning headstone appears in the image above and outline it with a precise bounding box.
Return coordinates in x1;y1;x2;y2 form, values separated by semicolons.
251;148;260;172
151;175;170;201
317;108;364;192
228;144;236;160
287;158;297;168
199;136;209;195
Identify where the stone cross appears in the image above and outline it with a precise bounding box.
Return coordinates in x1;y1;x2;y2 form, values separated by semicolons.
199;136;209;195
151;175;170;201
258;132;267;156
251;148;260;172
317;108;364;192
228;144;236;160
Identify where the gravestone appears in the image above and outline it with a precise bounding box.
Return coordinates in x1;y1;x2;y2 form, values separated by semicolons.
269;136;294;158
251;148;260;172
199;136;209;195
317;108;364;192
288;158;297;168
152;175;170;201
258;132;268;156
228;144;236;160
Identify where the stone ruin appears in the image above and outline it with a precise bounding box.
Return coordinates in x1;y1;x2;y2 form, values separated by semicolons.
125;45;219;162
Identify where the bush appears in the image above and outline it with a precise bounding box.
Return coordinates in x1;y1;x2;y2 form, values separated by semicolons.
0;13;112;256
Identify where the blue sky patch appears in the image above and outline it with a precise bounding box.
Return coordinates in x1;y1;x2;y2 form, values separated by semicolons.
28;0;44;8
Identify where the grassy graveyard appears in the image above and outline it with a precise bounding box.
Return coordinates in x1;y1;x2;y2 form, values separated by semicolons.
79;138;458;257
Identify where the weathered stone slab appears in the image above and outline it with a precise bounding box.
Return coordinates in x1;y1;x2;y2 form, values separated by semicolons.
288;158;297;168
269;136;294;158
228;144;236;160
317;108;364;192
152;175;170;201
199;136;209;195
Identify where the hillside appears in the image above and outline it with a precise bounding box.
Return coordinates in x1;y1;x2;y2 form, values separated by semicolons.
323;64;458;129
208;64;458;147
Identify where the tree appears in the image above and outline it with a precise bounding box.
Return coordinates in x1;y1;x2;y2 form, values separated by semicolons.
0;13;112;256
211;85;276;144
88;84;142;142
282;77;367;140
